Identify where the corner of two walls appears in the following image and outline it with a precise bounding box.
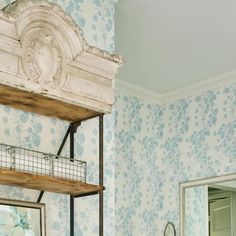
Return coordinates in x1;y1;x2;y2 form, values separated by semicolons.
114;91;164;235
0;0;235;235
114;82;236;235
0;0;116;235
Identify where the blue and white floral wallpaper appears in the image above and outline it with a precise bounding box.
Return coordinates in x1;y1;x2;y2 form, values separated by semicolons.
115;82;236;236
0;0;116;235
1;0;115;52
185;186;208;236
0;0;235;236
114;94;164;235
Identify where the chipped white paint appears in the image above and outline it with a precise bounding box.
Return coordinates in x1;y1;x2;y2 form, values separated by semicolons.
0;0;124;114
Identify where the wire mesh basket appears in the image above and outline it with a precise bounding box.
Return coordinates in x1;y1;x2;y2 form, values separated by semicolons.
0;143;86;182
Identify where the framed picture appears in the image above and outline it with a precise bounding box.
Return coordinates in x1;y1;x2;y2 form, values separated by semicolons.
0;198;46;236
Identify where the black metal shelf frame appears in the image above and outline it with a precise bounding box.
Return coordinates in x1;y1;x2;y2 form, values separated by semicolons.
37;114;104;236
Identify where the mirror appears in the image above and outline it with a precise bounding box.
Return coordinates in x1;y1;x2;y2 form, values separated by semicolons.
180;173;236;236
164;222;176;236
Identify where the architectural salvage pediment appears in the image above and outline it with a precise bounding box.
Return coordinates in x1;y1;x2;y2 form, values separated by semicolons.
0;0;124;121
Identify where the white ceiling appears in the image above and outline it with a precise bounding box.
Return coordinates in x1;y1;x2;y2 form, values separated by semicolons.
115;0;236;93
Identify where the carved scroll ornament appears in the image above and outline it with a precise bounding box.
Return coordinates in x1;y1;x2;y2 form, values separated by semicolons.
0;0;124;120
23;29;62;85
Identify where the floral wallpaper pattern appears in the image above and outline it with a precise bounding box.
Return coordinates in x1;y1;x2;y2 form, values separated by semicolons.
0;0;115;52
185;186;208;236
114;94;164;236
115;82;236;236
0;0;116;235
0;0;235;236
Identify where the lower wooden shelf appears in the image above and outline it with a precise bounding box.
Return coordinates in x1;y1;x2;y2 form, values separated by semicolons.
0;169;102;196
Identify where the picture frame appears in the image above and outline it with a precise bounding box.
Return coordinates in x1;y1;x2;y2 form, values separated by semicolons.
0;198;46;236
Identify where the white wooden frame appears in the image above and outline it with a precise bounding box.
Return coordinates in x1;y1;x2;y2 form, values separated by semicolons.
179;173;236;236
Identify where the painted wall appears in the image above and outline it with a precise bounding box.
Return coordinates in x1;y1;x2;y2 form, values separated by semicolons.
115;82;236;235
0;0;116;235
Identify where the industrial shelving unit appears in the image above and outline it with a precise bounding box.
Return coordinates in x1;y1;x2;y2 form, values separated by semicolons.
0;1;124;235
0;108;105;236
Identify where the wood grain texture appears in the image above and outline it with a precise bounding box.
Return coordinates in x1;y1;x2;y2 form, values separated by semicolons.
0;169;102;195
0;84;100;121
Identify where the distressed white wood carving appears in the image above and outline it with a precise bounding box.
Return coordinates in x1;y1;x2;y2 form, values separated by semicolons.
0;0;124;120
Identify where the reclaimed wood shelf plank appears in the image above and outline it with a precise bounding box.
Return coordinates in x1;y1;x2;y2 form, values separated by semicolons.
0;169;101;196
0;84;100;122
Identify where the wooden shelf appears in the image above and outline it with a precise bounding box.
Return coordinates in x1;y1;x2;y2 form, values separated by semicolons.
0;84;100;122
0;169;102;196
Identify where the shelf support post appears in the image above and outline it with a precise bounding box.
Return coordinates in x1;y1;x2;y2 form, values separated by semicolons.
35;116;103;235
99;115;104;236
37;122;81;203
69;121;80;236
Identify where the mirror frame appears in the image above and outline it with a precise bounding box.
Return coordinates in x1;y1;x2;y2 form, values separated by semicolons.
179;173;236;236
164;222;176;236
